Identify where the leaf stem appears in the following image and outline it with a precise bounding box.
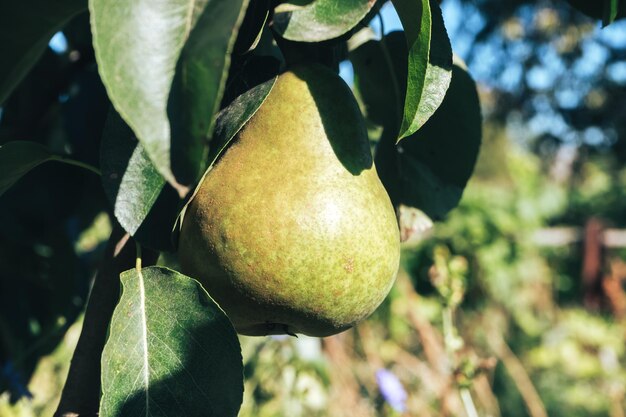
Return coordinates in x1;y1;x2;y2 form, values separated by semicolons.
442;305;480;417
50;154;102;176
136;242;142;271
460;387;480;417
442;306;455;357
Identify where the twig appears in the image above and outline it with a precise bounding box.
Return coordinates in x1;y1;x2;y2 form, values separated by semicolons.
442;304;481;417
488;332;548;417
460;387;480;417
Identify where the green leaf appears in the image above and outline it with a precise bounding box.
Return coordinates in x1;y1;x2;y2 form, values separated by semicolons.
232;0;270;54
376;61;482;220
100;113;166;235
391;0;452;141
566;0;626;24
604;0;620;25
100;266;243;417
210;75;278;162
273;0;376;42
0;141;52;197
350;32;406;132
167;0;250;186
90;0;249;195
100;112;181;251
0;0;87;104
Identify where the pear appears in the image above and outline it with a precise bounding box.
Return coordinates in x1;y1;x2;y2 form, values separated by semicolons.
178;64;400;337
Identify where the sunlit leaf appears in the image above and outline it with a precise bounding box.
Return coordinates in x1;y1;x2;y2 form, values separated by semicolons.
100;114;165;235
100;266;243;417
391;0;452;141
273;0;376;42
90;0;249;195
0;141;52;197
100;112;180;251
0;0;86;104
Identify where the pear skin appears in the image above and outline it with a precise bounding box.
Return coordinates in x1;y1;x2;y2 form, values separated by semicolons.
179;64;400;337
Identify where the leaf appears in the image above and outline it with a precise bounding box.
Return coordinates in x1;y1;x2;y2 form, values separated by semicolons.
376;61;482;220
391;0;452;141
0;0;87;104
604;0;620;25
210;76;278;162
174;75;278;244
0;141;52;197
167;0;250;186
566;0;626;24
273;0;377;42
232;0;270;54
100;113;165;235
350;32;406;132
90;0;249;195
100;266;243;417
100;112;181;251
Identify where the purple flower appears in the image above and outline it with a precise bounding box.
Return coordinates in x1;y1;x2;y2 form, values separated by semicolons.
376;368;407;412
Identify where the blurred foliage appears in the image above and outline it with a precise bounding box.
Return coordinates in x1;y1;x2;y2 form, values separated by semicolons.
0;12;111;401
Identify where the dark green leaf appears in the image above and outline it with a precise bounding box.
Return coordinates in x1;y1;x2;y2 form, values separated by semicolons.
168;0;250;186
232;0;270;54
210;76;278;162
376;61;482;219
350;32;405;132
0;141;52;197
100;112;181;251
566;0;626;24
604;0;620;25
391;0;452;141
0;0;86;104
273;0;376;42
100;266;243;417
90;0;248;195
221;55;281;108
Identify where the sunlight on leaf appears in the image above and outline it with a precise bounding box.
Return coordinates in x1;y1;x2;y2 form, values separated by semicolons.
391;0;452;141
90;0;249;195
274;0;376;42
100;266;243;417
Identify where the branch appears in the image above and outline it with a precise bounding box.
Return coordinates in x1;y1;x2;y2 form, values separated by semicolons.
488;332;548;417
54;222;158;417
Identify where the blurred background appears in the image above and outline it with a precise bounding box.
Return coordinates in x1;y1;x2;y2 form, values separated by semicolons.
1;0;626;416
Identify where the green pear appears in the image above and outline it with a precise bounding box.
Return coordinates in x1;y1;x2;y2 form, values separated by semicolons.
178;64;400;337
